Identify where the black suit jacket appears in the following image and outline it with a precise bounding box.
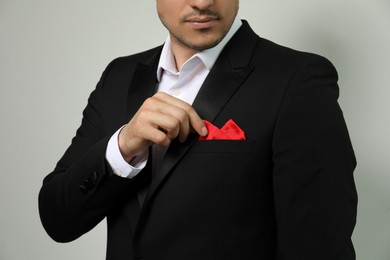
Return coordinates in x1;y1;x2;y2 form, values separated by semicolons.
39;21;357;260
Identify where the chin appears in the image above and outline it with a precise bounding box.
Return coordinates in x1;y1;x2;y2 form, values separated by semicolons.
184;36;224;51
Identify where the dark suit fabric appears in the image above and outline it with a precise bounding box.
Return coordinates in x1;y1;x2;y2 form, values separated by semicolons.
39;21;357;260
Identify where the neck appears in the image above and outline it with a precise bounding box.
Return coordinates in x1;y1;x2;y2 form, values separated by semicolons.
170;37;199;71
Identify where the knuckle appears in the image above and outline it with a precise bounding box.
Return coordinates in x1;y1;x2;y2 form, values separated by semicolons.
137;109;148;118
154;92;164;98
170;117;181;128
154;132;168;145
154;92;167;101
172;108;187;124
176;110;187;121
143;97;155;107
183;103;193;112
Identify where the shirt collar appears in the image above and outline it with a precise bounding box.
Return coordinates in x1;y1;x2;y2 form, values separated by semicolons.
157;16;242;82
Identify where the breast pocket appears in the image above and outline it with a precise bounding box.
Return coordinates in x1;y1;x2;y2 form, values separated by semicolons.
188;140;255;154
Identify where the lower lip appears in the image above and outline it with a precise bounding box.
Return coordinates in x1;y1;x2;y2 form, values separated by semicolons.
186;20;217;29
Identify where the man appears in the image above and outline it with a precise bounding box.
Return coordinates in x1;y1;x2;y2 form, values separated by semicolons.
39;0;357;259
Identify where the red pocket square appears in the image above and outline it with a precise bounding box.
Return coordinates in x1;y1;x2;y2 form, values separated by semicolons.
198;119;246;140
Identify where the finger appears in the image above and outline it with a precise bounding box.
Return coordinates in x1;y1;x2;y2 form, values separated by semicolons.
135;109;181;144
151;113;181;142
153;92;208;138
149;101;191;142
186;108;208;137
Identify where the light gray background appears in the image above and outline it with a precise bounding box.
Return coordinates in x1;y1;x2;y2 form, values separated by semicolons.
1;1;389;259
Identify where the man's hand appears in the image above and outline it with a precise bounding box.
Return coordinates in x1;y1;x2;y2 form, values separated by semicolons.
118;92;208;162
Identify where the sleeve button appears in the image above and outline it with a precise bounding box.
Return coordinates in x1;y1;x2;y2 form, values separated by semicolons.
79;185;88;195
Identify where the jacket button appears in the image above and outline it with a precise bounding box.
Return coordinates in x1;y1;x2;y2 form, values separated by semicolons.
83;179;94;189
90;170;98;183
79;185;88;195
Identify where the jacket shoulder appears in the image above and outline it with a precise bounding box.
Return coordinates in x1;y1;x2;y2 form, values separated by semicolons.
107;45;163;70
255;36;336;71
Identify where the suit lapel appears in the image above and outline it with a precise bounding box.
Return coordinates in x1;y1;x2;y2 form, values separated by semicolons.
192;57;254;121
126;51;161;118
142;21;258;207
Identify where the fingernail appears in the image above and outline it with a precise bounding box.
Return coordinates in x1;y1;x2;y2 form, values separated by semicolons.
201;126;208;136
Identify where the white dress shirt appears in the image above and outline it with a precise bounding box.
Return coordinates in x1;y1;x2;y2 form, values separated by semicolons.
105;17;242;178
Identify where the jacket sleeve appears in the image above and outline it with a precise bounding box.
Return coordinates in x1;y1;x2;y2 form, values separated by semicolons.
272;55;357;259
38;61;137;243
